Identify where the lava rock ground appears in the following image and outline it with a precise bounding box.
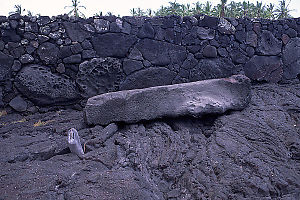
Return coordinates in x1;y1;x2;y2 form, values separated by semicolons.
1;81;300;200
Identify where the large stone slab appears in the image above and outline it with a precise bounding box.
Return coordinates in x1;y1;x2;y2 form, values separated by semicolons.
84;75;251;125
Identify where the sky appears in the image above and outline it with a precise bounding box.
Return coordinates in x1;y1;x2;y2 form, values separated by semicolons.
0;0;299;18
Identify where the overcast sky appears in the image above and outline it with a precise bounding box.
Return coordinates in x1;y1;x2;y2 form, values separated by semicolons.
0;0;299;18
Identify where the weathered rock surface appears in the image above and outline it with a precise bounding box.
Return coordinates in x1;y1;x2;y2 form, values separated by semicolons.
282;37;300;79
14;65;80;106
135;39;187;66
85;75;251;125
63;22;91;42
119;67;177;90
1;82;300;199
9;96;27;112
92;33;137;58
257;30;282;55
37;42;59;65
76;57;124;98
244;55;283;83
190;58;237;81
0;52;13;81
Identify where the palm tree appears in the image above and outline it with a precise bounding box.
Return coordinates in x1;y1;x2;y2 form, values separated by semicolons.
220;0;227;17
9;5;25;15
274;0;293;19
203;1;213;15
64;0;86;18
130;8;145;16
193;2;203;15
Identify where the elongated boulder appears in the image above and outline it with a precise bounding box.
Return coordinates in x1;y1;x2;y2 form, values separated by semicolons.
84;75;251;125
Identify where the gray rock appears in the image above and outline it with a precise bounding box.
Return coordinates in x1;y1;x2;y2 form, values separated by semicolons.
37;16;51;26
63;22;91;42
122;59;144;75
56;63;65;73
70;43;83;54
20;54;34;64
94;19;110;33
85;75;251;125
82;50;97;59
9;96;27;112
128;47;143;61
257;30;282;55
76;57;124;98
197;27;215;40
0;52;14;81
137;22;155;39
11;60;22;72
190;58;236;81
14;65;80;106
66;169;163;200
246;31;258;47
92;33;137;58
37;42;59;64
282;37;300;79
244;55;283;83
0;87;3;107
218;18;235;34
63;54;81;64
231;49;248;64
136;39;187;66
203;45;217;58
119;67;177;90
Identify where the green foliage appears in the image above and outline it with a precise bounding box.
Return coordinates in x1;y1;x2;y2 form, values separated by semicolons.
64;0;86;18
9;4;40;17
130;0;294;19
274;0;294;19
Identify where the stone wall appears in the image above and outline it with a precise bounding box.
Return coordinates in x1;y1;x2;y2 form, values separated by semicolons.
1;13;300;112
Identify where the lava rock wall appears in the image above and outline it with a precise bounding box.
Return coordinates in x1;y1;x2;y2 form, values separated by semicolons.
1;13;300;112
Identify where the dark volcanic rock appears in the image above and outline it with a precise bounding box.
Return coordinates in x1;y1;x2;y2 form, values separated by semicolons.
0;52;14;81
122;59;144;75
85;75;251;125
203;45;217;58
76;57;124;98
63;54;82;64
282;37;300;79
190;58;236;81
9;96;27;112
244;55;283;83
197;27;215;40
14;65;80;106
137;22;155;39
257;30;282;55
37;42;59;64
1;82;300;200
67;169;163;200
63;22;91;42
119;67;177;90
92;33;137;58
136;39;187;66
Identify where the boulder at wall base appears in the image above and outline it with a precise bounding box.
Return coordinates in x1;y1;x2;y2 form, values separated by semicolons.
14;65;80;106
84;75;251;126
244;55;283;83
76;57;124;98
